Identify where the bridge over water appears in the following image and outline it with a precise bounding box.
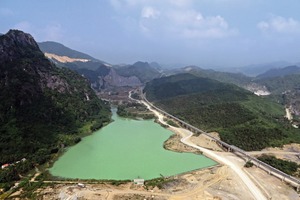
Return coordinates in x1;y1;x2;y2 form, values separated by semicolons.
141;92;300;191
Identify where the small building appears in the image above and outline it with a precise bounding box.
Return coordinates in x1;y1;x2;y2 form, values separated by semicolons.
133;179;144;185
77;183;85;188
1;164;10;169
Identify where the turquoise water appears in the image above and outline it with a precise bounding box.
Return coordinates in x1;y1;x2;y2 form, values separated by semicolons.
49;109;216;180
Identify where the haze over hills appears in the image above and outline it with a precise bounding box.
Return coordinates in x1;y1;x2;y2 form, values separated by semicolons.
0;30;110;183
38;42;162;91
166;65;252;87
256;65;300;80
223;61;295;77
38;40;300;119
114;61;161;83
165;64;300;119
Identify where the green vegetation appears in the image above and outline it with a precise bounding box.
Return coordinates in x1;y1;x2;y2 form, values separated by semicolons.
130;92;141;100
14;178;44;199
144;177;173;189
257;155;299;176
257;74;300;95
117;102;154;119
256;65;300;80
184;66;252;87
115;61;160;83
110;180;130;186
244;161;254;168
144;73;299;151
164;118;179;127
0;30;111;186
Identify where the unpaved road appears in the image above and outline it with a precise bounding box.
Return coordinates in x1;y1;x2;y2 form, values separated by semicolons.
141;99;267;200
179;129;267;200
285;107;293;121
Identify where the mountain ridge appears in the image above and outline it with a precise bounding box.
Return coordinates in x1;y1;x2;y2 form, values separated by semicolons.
38;41;105;63
256;65;300;80
38;42;165;89
0;30;110;183
144;73;299;151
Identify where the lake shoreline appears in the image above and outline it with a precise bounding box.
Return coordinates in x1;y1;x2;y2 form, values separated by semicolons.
48;107;217;180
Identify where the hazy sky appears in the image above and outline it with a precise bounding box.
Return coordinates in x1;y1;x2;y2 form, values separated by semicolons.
1;0;300;67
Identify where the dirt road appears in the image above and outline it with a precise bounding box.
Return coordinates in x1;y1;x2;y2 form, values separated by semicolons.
141;99;267;200
180;129;267;200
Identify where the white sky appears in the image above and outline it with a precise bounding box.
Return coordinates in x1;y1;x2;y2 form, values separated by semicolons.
1;0;300;68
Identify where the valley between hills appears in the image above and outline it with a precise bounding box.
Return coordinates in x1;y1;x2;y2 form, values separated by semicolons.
1;30;300;200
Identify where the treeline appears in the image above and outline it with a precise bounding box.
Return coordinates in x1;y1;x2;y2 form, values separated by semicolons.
156;92;296;151
257;155;299;176
117;102;154;120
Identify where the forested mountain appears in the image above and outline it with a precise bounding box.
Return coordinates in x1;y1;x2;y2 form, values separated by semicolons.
0;30;110;182
257;74;300;95
39;42;162;89
144;73;300;151
256;65;300;80
166;65;300;119
167;66;252;87
234;61;292;77
255;74;300;118
114;61;161;83
38;41;101;62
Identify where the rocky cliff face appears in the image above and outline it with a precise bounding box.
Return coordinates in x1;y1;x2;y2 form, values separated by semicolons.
73;64;142;91
100;68;141;88
43;53;143;91
283;90;300;117
0;29;110;166
0;29;38;56
244;83;271;96
39;41;142;91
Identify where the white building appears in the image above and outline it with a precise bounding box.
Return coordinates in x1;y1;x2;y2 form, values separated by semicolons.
133;179;144;185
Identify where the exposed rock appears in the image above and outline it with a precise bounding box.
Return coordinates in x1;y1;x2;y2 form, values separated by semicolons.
38;72;70;93
245;83;271;96
0;29;40;61
103;68;141;88
0;29;110;166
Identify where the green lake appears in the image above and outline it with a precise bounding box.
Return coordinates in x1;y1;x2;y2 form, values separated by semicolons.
49;109;217;180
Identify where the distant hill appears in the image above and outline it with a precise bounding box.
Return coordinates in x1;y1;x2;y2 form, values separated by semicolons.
255;74;300;116
38;41;111;72
256;65;300;80
149;61;163;71
114;61;161;83
144;73;299;151
232;61;292;77
39;42;162;88
39;41;100;62
144;73;234;101
164;65;272;97
167;65;252;87
0;30;110;183
38;41;142;90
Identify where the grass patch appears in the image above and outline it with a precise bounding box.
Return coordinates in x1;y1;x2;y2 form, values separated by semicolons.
144;177;173;189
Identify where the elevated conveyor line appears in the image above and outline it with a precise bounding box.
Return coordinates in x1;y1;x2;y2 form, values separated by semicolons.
142;92;300;191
